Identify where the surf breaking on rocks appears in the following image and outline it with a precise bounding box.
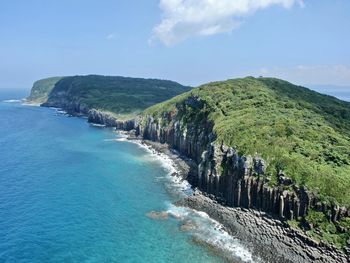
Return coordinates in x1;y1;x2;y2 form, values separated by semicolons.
112;133;260;263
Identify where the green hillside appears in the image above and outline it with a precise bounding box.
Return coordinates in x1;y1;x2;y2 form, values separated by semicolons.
27;77;63;103
145;77;350;206
29;75;191;118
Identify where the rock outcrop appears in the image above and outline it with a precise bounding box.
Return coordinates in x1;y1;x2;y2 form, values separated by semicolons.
42;98;137;129
134;95;349;224
42;97;90;116
88;109;137;130
177;194;349;263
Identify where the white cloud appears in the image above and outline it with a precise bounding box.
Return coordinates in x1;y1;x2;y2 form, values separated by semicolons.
151;0;304;46
257;65;350;86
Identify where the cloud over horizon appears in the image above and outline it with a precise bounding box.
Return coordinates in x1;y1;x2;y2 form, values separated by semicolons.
151;0;304;46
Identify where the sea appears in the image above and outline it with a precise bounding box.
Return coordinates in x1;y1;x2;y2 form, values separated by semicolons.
0;89;256;263
1;88;349;263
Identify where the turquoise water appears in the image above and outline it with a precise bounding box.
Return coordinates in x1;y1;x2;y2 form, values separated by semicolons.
0;92;256;263
1;88;348;263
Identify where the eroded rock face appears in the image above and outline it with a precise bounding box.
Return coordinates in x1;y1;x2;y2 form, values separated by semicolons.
177;194;349;263
196;143;315;221
88;109;138;130
42;96;89;116
133;96;349;224
42;96;138;129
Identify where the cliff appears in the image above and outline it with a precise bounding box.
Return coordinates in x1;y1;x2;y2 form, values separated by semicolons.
88;109;138;130
137;100;349;218
27;75;350;251
27;77;63;104
27;75;191;126
135;77;350;251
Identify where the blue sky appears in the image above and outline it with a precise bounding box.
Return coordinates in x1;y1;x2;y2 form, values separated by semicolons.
1;0;350;90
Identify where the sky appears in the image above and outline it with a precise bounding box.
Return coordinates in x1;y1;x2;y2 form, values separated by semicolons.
0;0;350;91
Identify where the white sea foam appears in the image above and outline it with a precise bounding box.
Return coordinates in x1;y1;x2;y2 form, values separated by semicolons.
128;140;193;197
137;141;259;262
3;99;22;103
22;101;40;106
104;137;128;142
90;123;106;128
167;204;258;263
112;137;259;262
49;107;60;110
51;108;69;116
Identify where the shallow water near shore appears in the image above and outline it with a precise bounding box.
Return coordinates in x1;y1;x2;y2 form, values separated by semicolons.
0;96;257;262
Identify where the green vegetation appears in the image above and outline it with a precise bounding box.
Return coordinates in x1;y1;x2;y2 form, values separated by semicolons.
27;77;63;103
29;75;349;248
29;75;191;117
145;77;350;248
305;210;349;248
145;77;350;206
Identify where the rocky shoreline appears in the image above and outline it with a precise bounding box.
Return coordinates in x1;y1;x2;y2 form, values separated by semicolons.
36;102;349;262
136;139;349;263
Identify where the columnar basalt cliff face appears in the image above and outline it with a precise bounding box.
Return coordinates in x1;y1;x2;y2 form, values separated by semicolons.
135;95;350;225
197;143;350;222
29;76;350;252
137;96;215;164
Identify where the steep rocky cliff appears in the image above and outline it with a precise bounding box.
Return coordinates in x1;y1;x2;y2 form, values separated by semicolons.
27;77;63;104
137;95;349;223
28;75;350;251
133;78;350;252
88;109;138;130
28;75;191;127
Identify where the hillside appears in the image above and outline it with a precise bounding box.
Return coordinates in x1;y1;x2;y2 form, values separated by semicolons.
142;77;350;248
27;77;63;104
145;77;350;204
28;75;191;119
26;75;350;248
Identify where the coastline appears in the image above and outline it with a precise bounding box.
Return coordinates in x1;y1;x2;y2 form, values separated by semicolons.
127;138;258;262
31;103;349;262
132;139;349;263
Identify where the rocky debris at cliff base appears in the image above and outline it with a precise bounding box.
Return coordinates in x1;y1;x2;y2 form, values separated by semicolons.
138;140;196;182
190;236;244;263
146;211;169;220
176;193;349;263
125;136;349;262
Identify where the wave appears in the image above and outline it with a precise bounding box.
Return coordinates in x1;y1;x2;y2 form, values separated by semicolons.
131;140;260;262
3;99;22;103
21;101;40;106
90;123;106;128
167;204;259;263
129;140;193;197
104;137;128;142
112;138;258;261
51;108;69;117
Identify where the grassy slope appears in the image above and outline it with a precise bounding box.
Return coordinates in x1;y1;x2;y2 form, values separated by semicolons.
145;77;350;206
47;75;191;118
27;77;63;103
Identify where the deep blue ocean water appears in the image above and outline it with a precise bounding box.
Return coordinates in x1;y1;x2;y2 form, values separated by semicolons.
0;90;257;263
